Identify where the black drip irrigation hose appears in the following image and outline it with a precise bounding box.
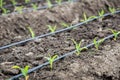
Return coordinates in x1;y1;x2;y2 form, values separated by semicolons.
9;33;118;80
0;10;120;50
2;0;78;15
2;0;44;8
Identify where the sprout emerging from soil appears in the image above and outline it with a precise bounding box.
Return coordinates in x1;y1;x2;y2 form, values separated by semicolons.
27;26;35;38
72;39;87;56
98;9;105;21
25;0;30;3
109;7;116;14
55;0;62;5
47;25;57;33
80;13;97;23
10;0;17;6
0;0;5;8
93;38;104;50
109;29;120;41
31;3;38;11
46;0;52;8
12;65;30;80
45;53;58;70
15;6;24;14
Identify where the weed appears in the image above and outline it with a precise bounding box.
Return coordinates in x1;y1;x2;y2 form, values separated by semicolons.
10;0;17;6
80;13;97;23
72;39;87;56
12;65;30;80
93;37;104;50
27;26;35;38
15;6;24;14
109;29;120;41
55;0;62;5
46;0;52;8
109;7;116;14
0;0;5;8
45;53;58;70
25;0;30;3
31;3;38;11
47;25;57;33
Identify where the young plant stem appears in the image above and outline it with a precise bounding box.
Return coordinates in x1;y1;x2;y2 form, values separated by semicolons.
47;25;57;33
45;53;58;70
72;39;87;56
27;26;35;38
109;29;120;41
93;38;104;50
12;65;30;80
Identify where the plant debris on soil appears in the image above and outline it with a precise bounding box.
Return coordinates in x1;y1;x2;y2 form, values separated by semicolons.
0;0;120;80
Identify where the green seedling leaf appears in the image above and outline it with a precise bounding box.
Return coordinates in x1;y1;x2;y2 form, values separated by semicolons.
25;0;30;3
60;22;70;28
93;38;104;50
46;0;52;8
80;13;97;23
27;26;35;38
31;3;38;11
47;25;57;33
109;7;116;14
98;9;105;21
10;0;17;6
12;65;30;80
0;0;5;8
1;8;10;15
45;54;58;70
109;29;120;41
72;39;87;56
55;0;62;5
15;6;24;14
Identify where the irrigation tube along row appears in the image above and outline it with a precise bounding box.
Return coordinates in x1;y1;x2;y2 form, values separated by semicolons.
9;33;118;80
1;0;78;15
0;10;120;50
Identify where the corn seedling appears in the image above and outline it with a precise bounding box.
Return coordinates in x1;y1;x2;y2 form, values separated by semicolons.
46;0;52;8
109;29;120;41
47;25;57;33
45;53;58;70
72;39;87;56
31;3;38;11
1;8;9;15
27;26;35;38
25;0;30;3
98;9;105;20
93;38;104;50
55;0;62;5
15;6;24;14
80;13;97;23
109;7;116;14
10;0;17;6
0;0;5;8
12;65;30;80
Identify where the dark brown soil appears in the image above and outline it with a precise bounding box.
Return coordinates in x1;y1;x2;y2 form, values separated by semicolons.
0;0;120;80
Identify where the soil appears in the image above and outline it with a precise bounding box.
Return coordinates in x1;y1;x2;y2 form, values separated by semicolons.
0;0;120;80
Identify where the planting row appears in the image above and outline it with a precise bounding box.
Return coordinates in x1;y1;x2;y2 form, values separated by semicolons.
0;8;120;50
9;29;120;80
0;0;76;15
